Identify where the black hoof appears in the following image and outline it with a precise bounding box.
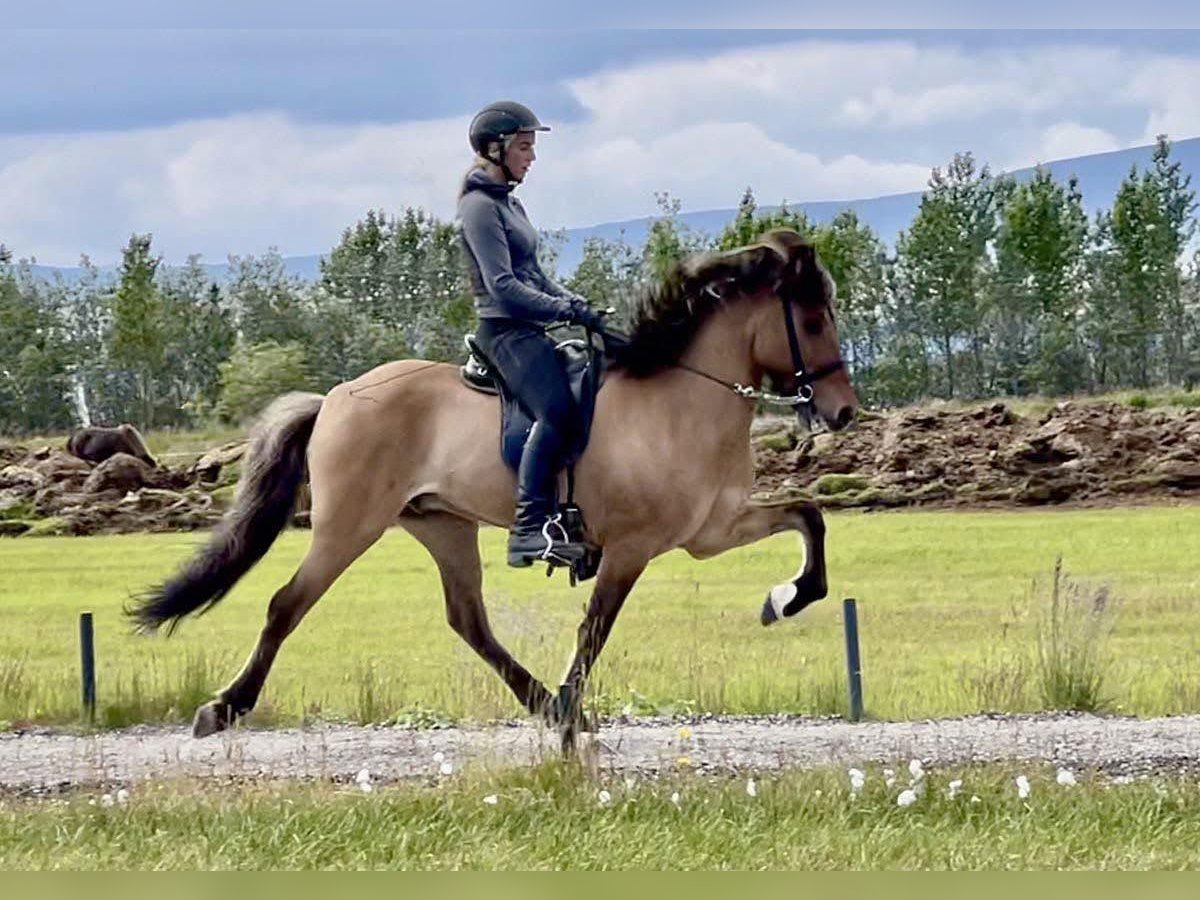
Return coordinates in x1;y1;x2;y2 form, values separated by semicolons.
760;595;779;626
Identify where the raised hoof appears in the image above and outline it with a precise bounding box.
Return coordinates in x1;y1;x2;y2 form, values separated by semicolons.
761;578;827;626
192;701;233;738
760;594;779;626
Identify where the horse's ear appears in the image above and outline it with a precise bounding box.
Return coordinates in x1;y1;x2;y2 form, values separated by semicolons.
682;244;786;299
760;228;816;278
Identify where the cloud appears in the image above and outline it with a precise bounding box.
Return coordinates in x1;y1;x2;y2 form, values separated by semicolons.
1019;122;1123;168
3;36;1200;264
0;114;470;264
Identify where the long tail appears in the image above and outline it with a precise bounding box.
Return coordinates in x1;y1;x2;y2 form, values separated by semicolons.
127;392;324;634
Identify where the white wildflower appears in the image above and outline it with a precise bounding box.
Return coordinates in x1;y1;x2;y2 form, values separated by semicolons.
970;795;982;804
848;768;866;794
746;778;758;798
355;768;371;786
1056;767;1077;787
897;789;918;808
439;761;454;777
359;782;374;794
670;791;681;808
482;794;498;806
116;788;129;805
908;759;925;782
598;790;612;807
433;750;445;763
100;793;114;808
947;779;963;799
1016;775;1031;799
814;789;823;798
624;777;637;792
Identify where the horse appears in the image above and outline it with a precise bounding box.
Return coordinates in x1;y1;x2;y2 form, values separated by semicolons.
128;228;859;750
67;424;157;468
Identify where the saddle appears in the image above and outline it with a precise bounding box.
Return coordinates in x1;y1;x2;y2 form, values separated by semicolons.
460;333;605;583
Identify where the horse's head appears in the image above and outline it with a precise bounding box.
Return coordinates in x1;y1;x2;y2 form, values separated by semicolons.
680;228;859;431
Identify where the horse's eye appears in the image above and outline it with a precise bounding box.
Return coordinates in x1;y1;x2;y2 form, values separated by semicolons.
802;317;823;336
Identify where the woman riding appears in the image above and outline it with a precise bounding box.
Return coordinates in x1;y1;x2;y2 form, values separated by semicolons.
457;100;607;568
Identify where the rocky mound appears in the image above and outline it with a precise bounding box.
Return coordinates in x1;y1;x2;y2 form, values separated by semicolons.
3;400;1199;536
0;441;249;537
751;400;1200;509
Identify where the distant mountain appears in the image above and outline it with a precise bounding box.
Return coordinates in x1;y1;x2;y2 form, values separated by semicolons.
23;136;1200;284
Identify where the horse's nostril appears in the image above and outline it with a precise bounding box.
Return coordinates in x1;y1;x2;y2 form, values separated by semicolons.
834;406;856;430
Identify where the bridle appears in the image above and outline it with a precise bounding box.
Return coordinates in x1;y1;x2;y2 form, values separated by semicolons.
674;281;846;417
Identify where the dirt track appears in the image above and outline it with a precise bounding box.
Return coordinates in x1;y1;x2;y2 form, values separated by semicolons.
4;713;1200;792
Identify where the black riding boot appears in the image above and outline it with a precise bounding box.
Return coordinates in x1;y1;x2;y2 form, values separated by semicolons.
508;421;588;568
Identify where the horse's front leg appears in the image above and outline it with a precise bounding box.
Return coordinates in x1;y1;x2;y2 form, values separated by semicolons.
685;496;828;626
555;548;647;753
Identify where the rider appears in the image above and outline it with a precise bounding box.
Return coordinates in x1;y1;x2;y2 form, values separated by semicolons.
457;100;606;568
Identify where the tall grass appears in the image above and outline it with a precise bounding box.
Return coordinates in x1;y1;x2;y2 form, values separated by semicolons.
1035;558;1117;713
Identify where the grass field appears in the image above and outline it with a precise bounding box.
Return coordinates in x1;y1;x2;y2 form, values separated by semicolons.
2;506;1199;728
4;763;1200;869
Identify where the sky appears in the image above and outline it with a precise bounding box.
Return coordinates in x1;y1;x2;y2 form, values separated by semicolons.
3;20;1200;265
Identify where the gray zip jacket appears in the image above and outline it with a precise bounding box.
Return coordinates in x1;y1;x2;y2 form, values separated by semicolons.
457;168;578;323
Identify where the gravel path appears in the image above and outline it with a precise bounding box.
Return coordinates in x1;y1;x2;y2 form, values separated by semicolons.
4;713;1200;792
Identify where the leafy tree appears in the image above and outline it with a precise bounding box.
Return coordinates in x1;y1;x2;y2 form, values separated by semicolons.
893;154;1003;398
216;341;311;424
109;234;165;427
993;168;1089;394
160;257;236;422
321;208;473;360
228;250;310;348
566;234;641;327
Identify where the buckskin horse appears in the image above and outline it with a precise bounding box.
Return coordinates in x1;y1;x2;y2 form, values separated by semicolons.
129;228;859;751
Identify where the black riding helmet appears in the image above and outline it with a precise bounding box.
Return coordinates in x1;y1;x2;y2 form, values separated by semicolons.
469;101;549;179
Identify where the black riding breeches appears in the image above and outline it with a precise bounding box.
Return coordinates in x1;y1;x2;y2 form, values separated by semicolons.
475;318;576;436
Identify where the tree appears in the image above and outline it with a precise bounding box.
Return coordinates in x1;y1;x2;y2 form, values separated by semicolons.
566;234;641;327
714;187;812;251
321;208;473;361
160;257;237;422
810;211;888;396
228;250;310;348
216;341;311;424
303;288;408;389
993;167;1089;394
893;154;1003;398
642;192;710;285
109;234;165;427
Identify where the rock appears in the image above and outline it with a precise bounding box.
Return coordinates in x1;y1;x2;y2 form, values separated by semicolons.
83;453;150;495
1152;459;1200;489
0;520;32;537
32;452;92;483
191;441;248;484
0;465;45;493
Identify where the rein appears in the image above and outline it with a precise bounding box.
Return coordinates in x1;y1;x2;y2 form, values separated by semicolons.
673;289;845;411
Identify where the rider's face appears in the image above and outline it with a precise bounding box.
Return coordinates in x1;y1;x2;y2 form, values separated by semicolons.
503;132;537;181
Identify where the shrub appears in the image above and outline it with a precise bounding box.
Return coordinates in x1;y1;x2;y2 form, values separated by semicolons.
216;341;311;424
1035;557;1117;713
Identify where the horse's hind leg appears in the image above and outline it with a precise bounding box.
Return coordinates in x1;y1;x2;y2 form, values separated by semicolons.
193;521;388;737
399;511;554;719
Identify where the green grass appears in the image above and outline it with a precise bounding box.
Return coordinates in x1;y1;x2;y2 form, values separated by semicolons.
4;764;1200;869
2;507;1200;728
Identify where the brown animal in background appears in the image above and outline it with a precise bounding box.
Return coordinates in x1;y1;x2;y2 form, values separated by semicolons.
129;229;858;752
67;424;157;468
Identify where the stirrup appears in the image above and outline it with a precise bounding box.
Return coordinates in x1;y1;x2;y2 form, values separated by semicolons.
538;514;587;565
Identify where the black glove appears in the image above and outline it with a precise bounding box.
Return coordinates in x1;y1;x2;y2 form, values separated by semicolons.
568;297;607;333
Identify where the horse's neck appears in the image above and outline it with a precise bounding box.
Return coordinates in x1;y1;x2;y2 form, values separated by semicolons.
678;303;759;392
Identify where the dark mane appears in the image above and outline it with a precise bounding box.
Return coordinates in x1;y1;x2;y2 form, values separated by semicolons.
609;261;723;377
608;229;832;377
